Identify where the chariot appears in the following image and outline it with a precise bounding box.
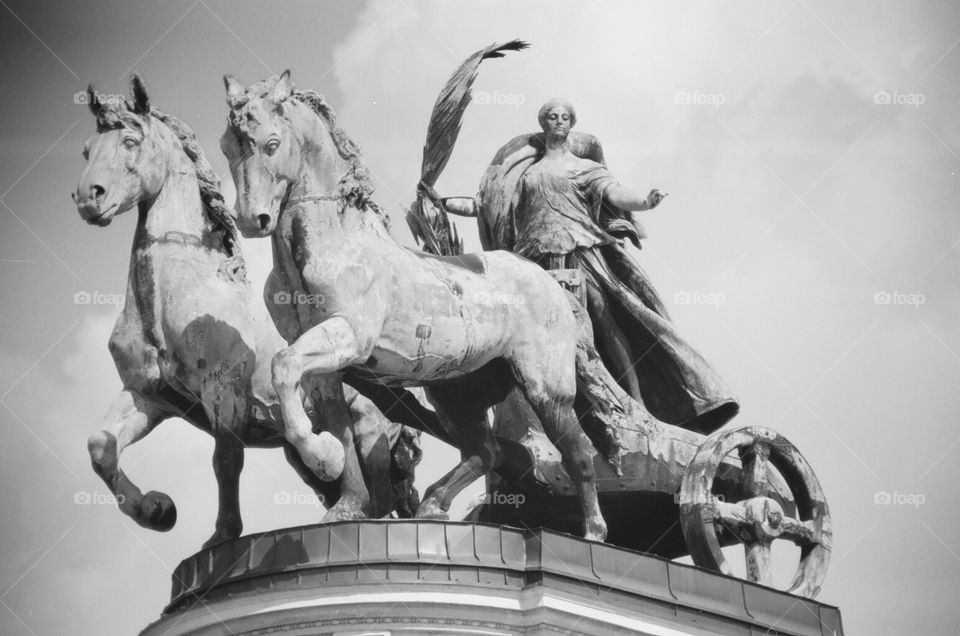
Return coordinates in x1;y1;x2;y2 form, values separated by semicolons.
466;414;832;599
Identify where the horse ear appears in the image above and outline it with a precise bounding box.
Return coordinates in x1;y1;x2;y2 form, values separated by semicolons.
130;73;150;114
86;83;104;119
272;69;294;103
223;74;245;106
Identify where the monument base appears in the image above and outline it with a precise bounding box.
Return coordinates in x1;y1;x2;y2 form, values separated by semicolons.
142;521;843;636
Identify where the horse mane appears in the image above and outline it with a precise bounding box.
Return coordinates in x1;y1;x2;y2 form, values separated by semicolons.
149;108;246;271
291;89;390;231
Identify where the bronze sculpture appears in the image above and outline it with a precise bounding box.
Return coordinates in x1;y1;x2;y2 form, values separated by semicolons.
70;43;834;601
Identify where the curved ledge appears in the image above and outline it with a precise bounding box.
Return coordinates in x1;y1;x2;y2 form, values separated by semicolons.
150;520;842;636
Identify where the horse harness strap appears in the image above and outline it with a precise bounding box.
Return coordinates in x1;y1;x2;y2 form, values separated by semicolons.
285;193;344;207
138;231;204;249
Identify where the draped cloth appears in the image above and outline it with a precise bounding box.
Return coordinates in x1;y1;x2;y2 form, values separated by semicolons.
478;132;738;434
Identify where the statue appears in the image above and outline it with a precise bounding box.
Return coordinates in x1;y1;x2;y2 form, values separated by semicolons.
66;46;834;603
440;98;739;435
71;75;425;548
220;70;609;541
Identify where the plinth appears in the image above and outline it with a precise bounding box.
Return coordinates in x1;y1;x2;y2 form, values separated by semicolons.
141;520;843;636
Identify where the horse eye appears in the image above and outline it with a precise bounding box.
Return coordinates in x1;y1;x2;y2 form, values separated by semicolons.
265;139;280;154
123;137;139;149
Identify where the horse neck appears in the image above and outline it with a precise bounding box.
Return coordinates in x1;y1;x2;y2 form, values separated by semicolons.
283;102;349;196
133;151;207;250
280;104;389;241
125;146;236;349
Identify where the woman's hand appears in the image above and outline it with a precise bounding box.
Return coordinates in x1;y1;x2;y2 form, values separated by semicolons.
605;185;666;212
646;189;667;209
441;197;479;217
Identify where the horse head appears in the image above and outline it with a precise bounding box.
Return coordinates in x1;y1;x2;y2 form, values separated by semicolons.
221;70;307;238
73;74;177;226
222;70;376;240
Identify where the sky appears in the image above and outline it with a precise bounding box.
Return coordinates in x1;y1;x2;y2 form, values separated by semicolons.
0;0;958;634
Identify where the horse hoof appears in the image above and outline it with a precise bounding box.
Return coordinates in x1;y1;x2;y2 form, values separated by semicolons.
416;502;449;521
139;491;177;531
302;432;345;482
322;507;367;523
202;532;236;550
584;520;607;543
202;524;242;550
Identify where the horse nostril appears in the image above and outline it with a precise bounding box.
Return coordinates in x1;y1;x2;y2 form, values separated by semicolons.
91;185;106;202
257;214;271;230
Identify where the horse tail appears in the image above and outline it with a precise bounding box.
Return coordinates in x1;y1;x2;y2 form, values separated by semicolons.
390;425;422;518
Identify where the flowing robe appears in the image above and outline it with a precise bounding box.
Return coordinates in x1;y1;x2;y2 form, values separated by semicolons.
478;132;738;434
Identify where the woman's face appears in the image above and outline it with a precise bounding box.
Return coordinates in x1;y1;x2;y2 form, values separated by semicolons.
543;106;573;139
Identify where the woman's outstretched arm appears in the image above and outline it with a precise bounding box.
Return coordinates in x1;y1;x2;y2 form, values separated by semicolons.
605;185;666;212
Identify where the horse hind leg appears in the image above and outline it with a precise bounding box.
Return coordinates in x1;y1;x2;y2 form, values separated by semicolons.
87;389;176;531
511;351;607;542
346;387;396;518
416;386;501;520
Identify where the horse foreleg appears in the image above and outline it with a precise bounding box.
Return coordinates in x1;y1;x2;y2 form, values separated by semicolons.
204;431;244;549
272;316;366;483
87;389;176;531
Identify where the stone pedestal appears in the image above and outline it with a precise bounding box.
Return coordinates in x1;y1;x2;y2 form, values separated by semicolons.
141;520;843;636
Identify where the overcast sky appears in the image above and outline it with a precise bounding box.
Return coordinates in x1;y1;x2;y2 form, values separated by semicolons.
1;1;958;634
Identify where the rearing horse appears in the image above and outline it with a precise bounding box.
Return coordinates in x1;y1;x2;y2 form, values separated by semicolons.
221;71;607;540
72;75;423;547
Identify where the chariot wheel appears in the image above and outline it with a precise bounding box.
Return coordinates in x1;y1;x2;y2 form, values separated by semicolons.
679;426;832;598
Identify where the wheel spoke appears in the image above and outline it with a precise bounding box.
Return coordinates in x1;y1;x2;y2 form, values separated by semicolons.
779;516;819;546
715;501;748;530
745;541;772;585
740;441;770;498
